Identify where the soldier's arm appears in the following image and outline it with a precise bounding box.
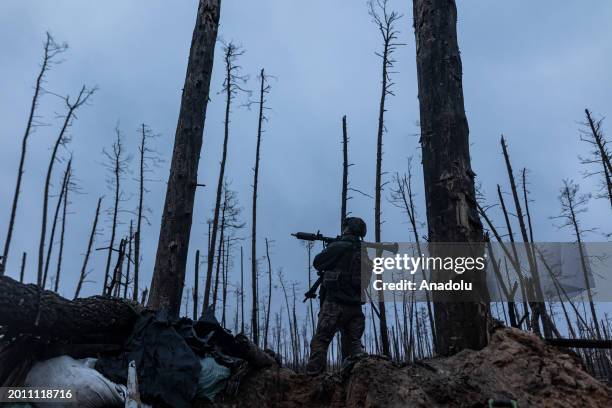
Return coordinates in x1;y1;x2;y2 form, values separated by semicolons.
313;241;352;272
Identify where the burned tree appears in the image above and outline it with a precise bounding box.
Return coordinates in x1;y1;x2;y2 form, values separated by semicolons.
389;158;436;348
37;86;94;287
554;180;602;339
123;221;133;299
2;33;67;276
412;0;489;354
263;238;273;349
42;159;71;290
370;0;402;358
501;137;552;337
251;68;270;345
149;0;221;316
341;115;350;228
580;109;612;208
132;124;160;302
212;184;244;313
19;252;27;283
102;127;130;295
54;161;73;293
74;197;102;299
193;249;200;318
203;42;247;312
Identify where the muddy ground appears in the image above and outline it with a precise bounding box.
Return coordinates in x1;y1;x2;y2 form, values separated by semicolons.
198;327;612;408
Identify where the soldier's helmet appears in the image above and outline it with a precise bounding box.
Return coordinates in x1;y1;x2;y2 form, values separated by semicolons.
343;217;367;238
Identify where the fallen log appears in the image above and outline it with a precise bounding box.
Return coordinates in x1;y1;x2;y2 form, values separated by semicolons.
0;275;139;343
545;337;612;349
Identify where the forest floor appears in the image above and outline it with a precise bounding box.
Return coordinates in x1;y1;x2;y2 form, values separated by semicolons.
199;327;612;408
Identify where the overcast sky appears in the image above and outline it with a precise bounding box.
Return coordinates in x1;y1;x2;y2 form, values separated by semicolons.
1;1;611;318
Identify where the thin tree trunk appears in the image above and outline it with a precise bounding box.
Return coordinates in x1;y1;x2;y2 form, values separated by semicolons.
149;0;221;316
19;252;27;283
193;249;200;319
585;109;612;207
75;198;102;299
564;183;602;339
37;86;95;286
212;191;228;313
54;164;71;293
133;124;147;302
221;237;230;327
372;0;399;358
394;167;437;349
263;238;272;349
212;226;225;314
108;239;126;297
123;221;133;299
103;128;124;294
412;0;489;355
307;242;315;335
250;68;267;345
2;33;63;276
38;86;92;288
240;246;245;334
43;160;71;289
204;44;237;313
341;115;349;228
501;136;551;337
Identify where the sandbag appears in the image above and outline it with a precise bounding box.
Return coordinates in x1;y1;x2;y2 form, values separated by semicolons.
197;356;231;401
24;356;126;408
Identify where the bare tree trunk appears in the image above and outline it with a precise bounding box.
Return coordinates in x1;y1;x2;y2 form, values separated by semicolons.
103;128;125;294
391;161;437;349
54;164;71;293
501;137;552;337
2;33;65;276
123;221;133;299
562;181;602;339
221;237;230;327
19;252;27;283
75;198;102;299
212;190;228;313
584;109;612;208
412;0;489;355
240;246;245;333
193;249;200;319
108;239;126;297
149;0;221;316
38;87;93;287
212;229;224;314
204;43;241;312
370;0;400;358
306;241;315;335
263;238;272;349
43;160;71;289
133;124;146;302
341;115;349;229
251;68;269;346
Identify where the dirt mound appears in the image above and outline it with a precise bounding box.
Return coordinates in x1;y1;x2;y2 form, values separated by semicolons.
202;327;612;407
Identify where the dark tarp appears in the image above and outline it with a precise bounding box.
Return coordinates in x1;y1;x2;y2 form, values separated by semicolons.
94;307;260;407
95;310;201;408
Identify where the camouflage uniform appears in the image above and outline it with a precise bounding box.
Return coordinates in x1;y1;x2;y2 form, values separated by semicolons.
306;299;365;375
306;217;369;375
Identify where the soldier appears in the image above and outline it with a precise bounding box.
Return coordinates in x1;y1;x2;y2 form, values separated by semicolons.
305;217;370;375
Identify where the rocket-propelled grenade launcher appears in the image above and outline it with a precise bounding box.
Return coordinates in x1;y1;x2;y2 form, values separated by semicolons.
291;231;399;301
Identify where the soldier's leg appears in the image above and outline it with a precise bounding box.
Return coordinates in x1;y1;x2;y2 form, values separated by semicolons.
306;300;341;375
339;305;366;360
